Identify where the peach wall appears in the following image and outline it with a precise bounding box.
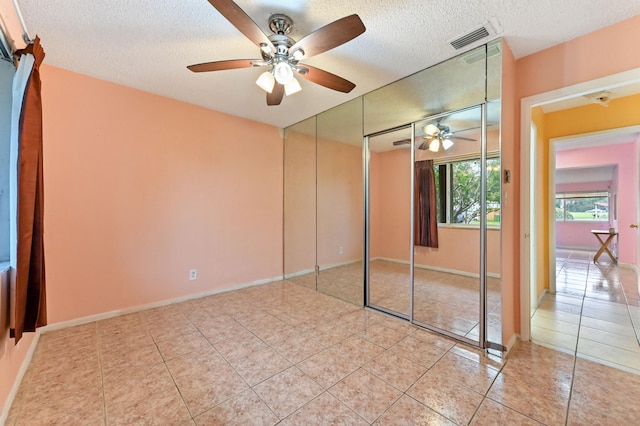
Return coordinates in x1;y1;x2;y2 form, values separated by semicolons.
513;14;640;338
1;269;36;418
42;65;283;323
283;130;316;275
317;139;363;267
500;40;517;345
516;15;640;100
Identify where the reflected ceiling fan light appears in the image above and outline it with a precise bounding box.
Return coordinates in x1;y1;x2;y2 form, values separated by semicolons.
256;71;275;93
428;139;440;152
284;78;302;96
442;138;454;150
274;62;294;84
424;124;440;136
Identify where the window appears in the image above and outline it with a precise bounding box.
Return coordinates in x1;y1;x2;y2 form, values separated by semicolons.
556;192;609;221
0;60;15;263
434;156;501;226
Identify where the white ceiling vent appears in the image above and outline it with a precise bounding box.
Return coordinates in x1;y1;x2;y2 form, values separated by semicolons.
448;20;499;52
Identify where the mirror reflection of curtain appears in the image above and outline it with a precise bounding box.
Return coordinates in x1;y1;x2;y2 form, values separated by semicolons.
414;160;438;248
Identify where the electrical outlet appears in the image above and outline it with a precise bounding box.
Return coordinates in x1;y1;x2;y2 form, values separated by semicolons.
189;269;197;281
339;246;344;254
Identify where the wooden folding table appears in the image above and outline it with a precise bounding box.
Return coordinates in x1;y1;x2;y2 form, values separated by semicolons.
591;229;618;264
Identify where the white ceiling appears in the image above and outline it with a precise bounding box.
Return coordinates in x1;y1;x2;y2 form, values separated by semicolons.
16;0;640;128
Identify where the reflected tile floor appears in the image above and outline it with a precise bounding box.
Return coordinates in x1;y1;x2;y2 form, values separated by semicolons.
7;280;640;425
291;260;502;342
532;248;640;374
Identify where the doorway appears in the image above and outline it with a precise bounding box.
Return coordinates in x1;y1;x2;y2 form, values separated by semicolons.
521;69;640;371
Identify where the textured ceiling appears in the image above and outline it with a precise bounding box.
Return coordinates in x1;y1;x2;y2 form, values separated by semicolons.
16;0;640;128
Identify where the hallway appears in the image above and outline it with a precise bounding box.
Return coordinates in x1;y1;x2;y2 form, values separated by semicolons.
531;249;640;373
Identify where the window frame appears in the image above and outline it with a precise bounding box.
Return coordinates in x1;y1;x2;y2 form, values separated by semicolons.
433;153;501;229
555;191;610;222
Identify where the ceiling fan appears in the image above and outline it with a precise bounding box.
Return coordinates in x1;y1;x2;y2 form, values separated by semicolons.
392;122;478;152
187;0;366;106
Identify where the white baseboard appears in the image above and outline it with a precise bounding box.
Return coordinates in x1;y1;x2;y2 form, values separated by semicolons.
0;332;40;425
41;275;284;334
374;257;501;279
320;259;362;271
1;275;284;419
284;269;315;279
503;333;519;355
536;289;548;308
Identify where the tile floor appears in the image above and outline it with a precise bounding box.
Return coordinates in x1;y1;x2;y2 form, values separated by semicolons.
7;279;640;425
289;260;502;343
531;249;640;373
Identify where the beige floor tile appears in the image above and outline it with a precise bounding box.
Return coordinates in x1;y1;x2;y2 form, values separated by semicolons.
531;314;579;335
298;346;361;388
227;345;292;386
329;369;402;423
407;370;484;425
270;331;326;364
169;355;249;417
531;308;581;324
193;389;278;426
103;362;176;408
106;385;190;425
580;316;636;337
155;331;213;361
253;366;323;420
470;398;543;425
389;335;448;368
577;338;640;371
364;351;427;392
578;325;640;352
280;392;368;426
530;325;577;352
429;351;500;394
487;373;568;425
374;395;455;425
333;335;385;366
15;386;104;426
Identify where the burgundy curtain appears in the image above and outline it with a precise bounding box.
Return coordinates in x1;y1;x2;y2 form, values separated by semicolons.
414;160;438;248
12;37;47;343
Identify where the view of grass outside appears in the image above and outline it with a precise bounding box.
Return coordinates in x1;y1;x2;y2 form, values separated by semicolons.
556;193;609;221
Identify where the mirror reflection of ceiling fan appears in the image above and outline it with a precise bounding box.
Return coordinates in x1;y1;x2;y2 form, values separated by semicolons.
187;0;366;106
392;122;479;152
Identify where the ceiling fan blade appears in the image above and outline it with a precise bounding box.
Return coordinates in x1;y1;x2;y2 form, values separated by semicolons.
392;139;411;146
449;136;477;141
187;59;257;72
267;83;284;106
298;65;355;93
450;125;481;134
207;0;274;49
418;141;428;150
289;14;365;59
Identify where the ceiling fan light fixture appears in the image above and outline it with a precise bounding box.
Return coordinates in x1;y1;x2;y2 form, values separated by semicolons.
442;138;454;150
428;139;440;152
291;48;305;60
424;124;440;136
274;61;294;84
256;71;275;93
284;78;302;96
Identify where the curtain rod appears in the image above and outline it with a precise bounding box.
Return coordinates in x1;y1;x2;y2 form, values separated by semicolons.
12;0;32;44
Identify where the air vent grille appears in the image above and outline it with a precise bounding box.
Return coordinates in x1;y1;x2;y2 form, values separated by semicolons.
450;26;490;50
